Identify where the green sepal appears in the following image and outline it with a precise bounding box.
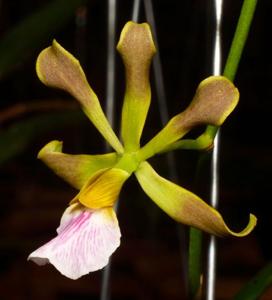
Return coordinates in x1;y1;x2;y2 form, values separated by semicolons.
38;140;119;189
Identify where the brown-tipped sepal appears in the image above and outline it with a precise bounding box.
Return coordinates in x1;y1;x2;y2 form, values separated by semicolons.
36;40;94;107
36;40;123;153
117;21;156;151
38;140;119;189
173;76;239;132
138;76;239;159
117;21;156;95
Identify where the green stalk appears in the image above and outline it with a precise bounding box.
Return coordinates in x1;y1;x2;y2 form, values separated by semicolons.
206;0;258;139
224;0;258;81
233;263;272;300
188;228;202;298
188;0;258;298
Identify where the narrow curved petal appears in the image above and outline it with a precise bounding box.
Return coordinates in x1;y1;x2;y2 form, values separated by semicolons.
72;168;130;209
38;140;118;189
139;76;239;159
28;204;121;280
117;21;156;151
36;40;123;153
135;161;257;237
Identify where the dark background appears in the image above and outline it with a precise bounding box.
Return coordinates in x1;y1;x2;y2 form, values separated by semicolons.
0;0;271;299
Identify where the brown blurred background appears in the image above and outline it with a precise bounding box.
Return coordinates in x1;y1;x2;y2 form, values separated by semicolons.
1;0;272;299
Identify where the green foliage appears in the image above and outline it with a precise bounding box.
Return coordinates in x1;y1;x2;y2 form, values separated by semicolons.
0;0;88;79
0;110;83;165
233;263;272;300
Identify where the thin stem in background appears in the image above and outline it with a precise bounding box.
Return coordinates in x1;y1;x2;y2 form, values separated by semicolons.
223;0;258;81
188;227;203;298
188;152;210;299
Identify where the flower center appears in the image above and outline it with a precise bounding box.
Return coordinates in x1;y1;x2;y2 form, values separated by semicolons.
115;151;141;174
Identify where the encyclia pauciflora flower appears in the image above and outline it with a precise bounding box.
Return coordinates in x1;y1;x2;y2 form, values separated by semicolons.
28;21;257;280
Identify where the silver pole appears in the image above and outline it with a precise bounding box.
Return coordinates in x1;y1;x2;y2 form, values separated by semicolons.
206;1;223;300
143;0;178;180
105;0;117;130
132;0;141;22
100;1;142;299
100;1;117;299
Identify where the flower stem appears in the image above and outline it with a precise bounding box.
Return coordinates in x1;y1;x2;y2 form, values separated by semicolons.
223;0;258;81
188;228;203;298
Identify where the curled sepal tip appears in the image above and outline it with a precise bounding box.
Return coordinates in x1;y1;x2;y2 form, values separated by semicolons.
38;140;119;190
72;168;130;209
135;161;257;237
36;40;123;153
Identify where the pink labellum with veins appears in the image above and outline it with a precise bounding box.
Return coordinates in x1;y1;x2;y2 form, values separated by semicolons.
28;203;121;280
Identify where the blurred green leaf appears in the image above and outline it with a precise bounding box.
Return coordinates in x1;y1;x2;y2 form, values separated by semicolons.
233;262;272;300
0;0;89;79
0;110;83;165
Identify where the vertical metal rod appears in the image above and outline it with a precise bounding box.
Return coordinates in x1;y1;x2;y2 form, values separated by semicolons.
100;1;117;300
105;0;117;130
143;0;168;126
132;0;141;22
206;1;223;300
101;2;142;299
143;0;178;180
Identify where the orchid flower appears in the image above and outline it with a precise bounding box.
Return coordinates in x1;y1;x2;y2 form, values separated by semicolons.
28;21;257;280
